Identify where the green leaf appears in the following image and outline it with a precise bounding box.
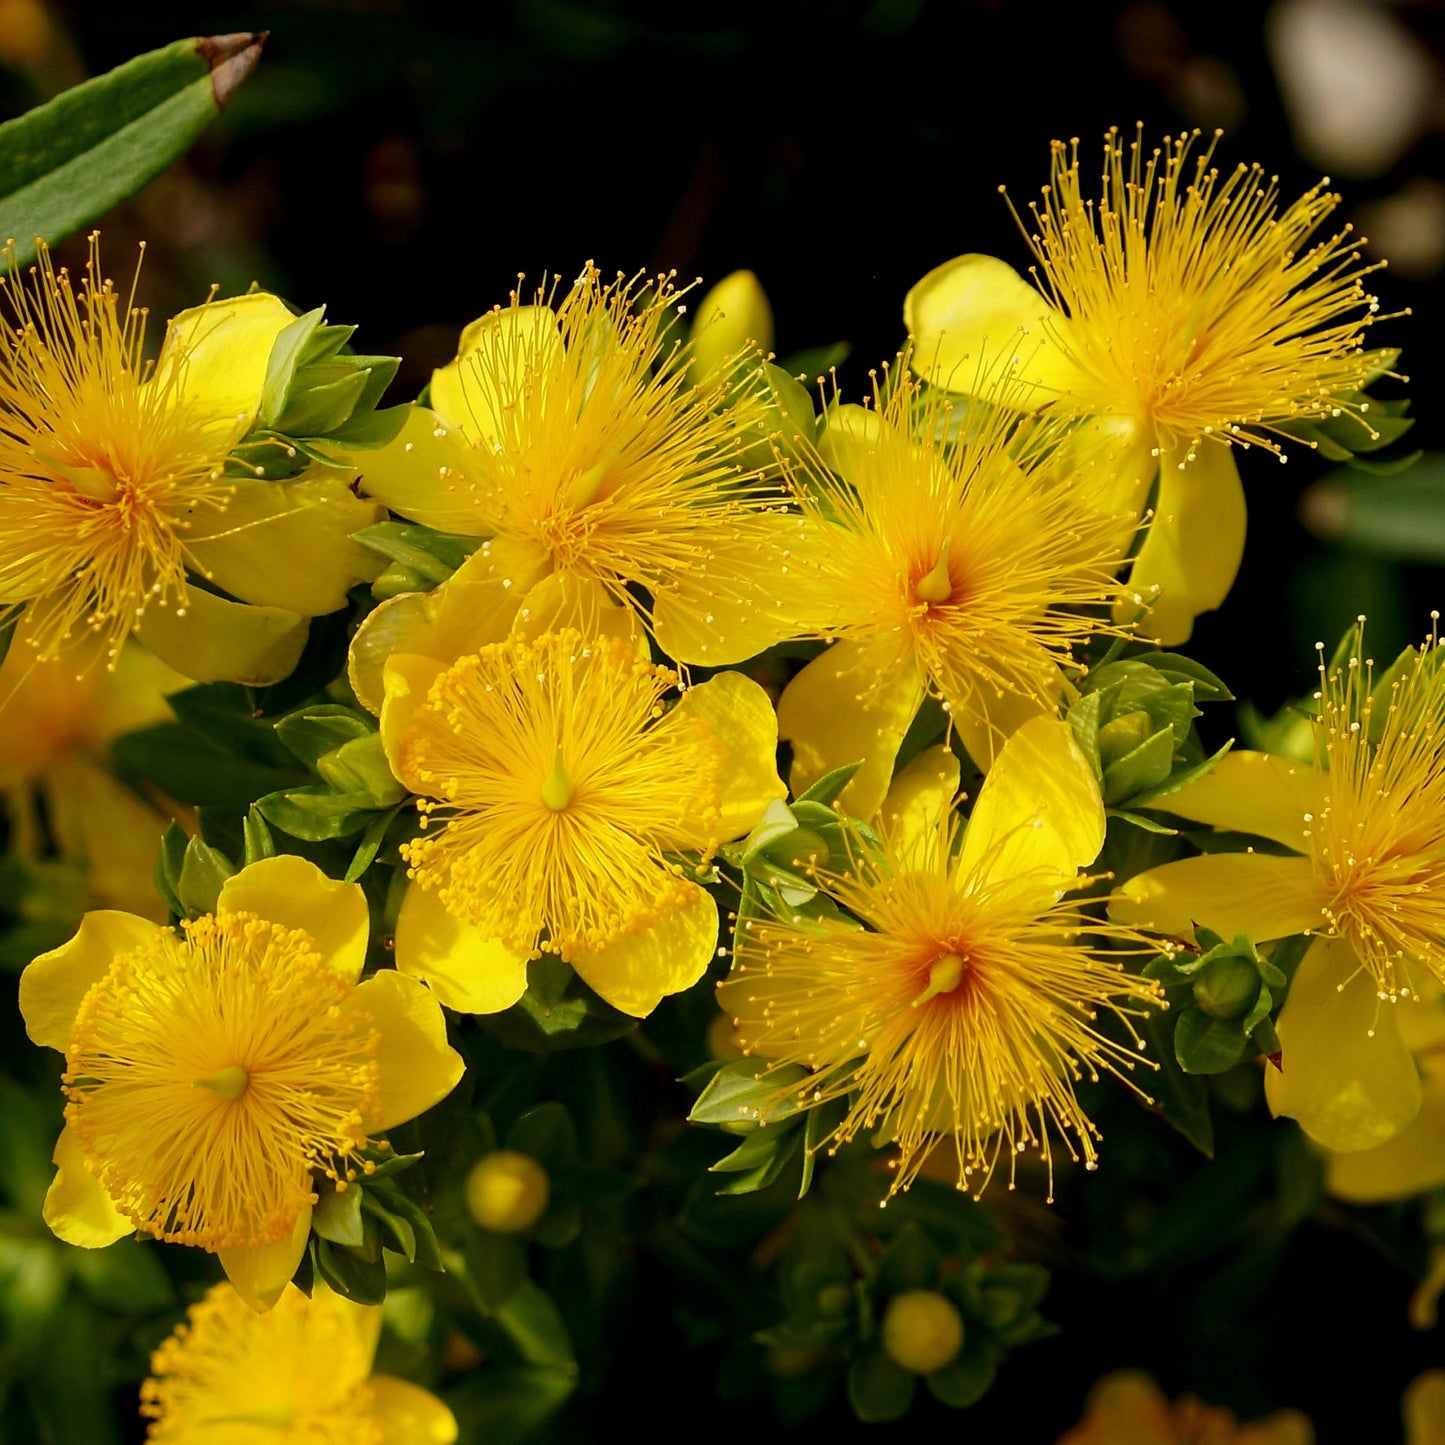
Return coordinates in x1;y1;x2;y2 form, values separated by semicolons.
352;521;479;585
796;762;862;807
1174;1008;1249;1075
847;1348;915;1423
154;820;188;917
464;1228;527;1309
273;704;373;770
505;1103;578;1172
446;1366;575;1445
926;1342;997;1408
344;805;403;883
312;1184;365;1248
877;1223;941;1295
176;837;235;916
494;1279;577;1371
478;959;637;1054
1129;739;1233;810
242;806;276;866
1101;725;1176;806
115;722;304;808
312;1236;387;1305
689;1059;807;1130
1140;1005;1214;1156
255;785;379;841
0;34;264;265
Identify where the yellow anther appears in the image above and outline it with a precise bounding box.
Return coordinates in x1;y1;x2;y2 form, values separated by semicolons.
540;744;575;812
911;952;965;1008
193;1065;249;1101
912;543;953;605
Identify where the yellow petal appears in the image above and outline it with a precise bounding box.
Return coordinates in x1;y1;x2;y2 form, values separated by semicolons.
1059;1370;1175;1445
777;637;927;819
688;269;774;381
430;305;565;449
155;291;297;427
219;1203;313;1314
818;403;936;509
44;759;169;920
956;715;1103;903
946;669;1057;772
371;1376;460;1445
137;587;308;687
1062;415;1157;525
513;569;640;647
185;470;385;617
1110;853;1327;942
351;968;464;1131
1266;935;1422;1152
218;855;370;984
379;653;446;791
569;881;717;1017
393;883;529;1014
1150;750;1326;851
96;643;186;743
1325;1055;1445;1202
42;1124;132;1248
1237;1413;1315;1445
665;671;785;841
20;910;162;1050
347;537;548;714
345;405;494;533
1404;1371;1445;1445
904;254;1086;404
878;745;959;871
1123;439;1246;647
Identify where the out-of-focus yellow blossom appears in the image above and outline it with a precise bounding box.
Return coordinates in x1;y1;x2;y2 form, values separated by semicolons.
0;639;181;919
720;720;1159;1196
345;264;808;711
1407;1371;1445;1445
775;364;1129;817
906;128;1383;645
141;1280;457;1443
1112;625;1445;1151
0;237;383;684
1056;1370;1314;1445
18;855;463;1313
381;619;785;1017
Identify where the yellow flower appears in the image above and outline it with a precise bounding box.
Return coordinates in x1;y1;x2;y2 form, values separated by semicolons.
720;719;1158;1196
0;237;384;684
381;622;785;1018
906;128;1383;645
1056;1370;1313;1445
141;1280;457;1443
344;264;807;710
1111;624;1445;1150
775;364;1128;816
689;269;774;382
0;639;182;919
18;854;464;1312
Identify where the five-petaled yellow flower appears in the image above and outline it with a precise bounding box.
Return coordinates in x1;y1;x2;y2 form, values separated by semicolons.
381;622;785;1018
141;1280;457;1443
0;237;383;683
1113;623;1445;1151
344;263;807;710
720;719;1159;1196
775;362;1129;818
906;127;1383;645
19;855;464;1312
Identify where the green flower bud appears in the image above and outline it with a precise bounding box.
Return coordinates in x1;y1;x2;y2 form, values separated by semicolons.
1097;709;1155;769
1191;953;1261;1021
315;732;407;807
465;1150;550;1234
371;560;431;600
880;1289;965;1375
761;825;830;873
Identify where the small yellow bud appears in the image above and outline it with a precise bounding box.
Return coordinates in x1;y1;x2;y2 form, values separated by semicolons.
689;270;774;382
193;1065;249;1102
880;1289;965;1375
465;1150;550;1234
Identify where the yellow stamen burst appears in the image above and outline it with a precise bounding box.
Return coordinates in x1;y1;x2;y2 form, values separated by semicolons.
141;1283;381;1443
1014;126;1383;450
724;826;1158;1198
1306;618;1445;998
400;629;723;957
63;912;380;1251
0;237;242;666
439;264;794;638
791;365;1129;717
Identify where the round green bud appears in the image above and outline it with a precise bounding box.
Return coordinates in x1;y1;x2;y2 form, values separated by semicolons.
880;1289;965;1375
1191;953;1260;1021
464;1150;550;1234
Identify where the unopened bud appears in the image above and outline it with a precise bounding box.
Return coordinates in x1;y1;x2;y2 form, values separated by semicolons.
1192;953;1259;1021
465;1150;550;1234
689;270;774;383
316;732;407;807
880;1289;964;1375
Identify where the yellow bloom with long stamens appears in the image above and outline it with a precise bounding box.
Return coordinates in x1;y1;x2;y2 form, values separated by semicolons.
906;127;1386;645
141;1280;457;1443
720;719;1160;1197
345;263;809;710
1112;621;1445;1150
381;622;786;1018
18;854;464;1312
775;363;1130;817
0;236;384;683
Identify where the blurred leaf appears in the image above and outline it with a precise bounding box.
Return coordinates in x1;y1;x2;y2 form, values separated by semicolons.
0;34;264;265
847;1347;914;1422
446;1365;575;1445
493;1279;577;1371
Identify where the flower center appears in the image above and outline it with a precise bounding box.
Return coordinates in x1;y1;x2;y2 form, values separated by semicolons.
911;951;966;1007
911;543;954;607
63;911;380;1251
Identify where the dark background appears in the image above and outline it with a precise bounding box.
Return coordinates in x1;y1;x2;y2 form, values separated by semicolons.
3;3;1443;1439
